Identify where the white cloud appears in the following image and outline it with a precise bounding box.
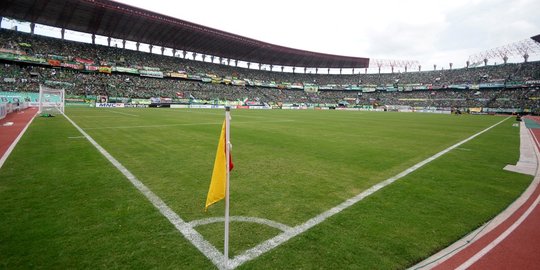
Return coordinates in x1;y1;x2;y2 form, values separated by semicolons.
112;0;540;69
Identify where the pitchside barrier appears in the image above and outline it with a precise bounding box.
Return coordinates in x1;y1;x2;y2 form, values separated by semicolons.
0;102;31;120
90;103;457;114
19;102;29;110
6;103;14;114
171;104;272;109
0;102;7;120
95;103;148;108
94;103;273;110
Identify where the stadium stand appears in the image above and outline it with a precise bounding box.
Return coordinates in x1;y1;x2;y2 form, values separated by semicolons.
0;28;539;114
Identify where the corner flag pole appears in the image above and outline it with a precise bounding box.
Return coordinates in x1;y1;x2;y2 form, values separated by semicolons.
224;106;231;268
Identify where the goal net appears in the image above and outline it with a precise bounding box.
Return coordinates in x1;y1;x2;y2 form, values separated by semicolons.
38;85;65;115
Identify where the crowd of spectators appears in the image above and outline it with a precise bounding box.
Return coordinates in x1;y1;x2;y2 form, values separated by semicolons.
0;28;539;111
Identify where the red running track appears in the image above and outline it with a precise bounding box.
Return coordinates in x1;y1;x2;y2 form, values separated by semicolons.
0;107;38;167
433;120;540;270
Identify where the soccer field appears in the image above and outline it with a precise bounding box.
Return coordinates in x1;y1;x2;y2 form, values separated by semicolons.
0;108;533;269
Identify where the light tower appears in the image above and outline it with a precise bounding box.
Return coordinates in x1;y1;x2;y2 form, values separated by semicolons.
468;38;540;67
369;59;420;74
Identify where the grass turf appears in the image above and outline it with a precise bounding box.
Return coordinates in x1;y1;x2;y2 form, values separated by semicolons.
0;108;532;269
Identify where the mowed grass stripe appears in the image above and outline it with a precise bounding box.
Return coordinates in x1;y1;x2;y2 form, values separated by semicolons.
239;115;531;269
227;116;511;268
67;108;528;255
0;113;215;269
1;108;532;269
71;109;506;221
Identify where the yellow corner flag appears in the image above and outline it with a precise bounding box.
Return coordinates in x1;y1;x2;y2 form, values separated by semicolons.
205;120;233;211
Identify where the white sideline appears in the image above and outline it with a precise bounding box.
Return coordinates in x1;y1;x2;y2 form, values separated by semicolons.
410;121;539;269
63;110;510;270
228;116;511;269
62;113;229;270
0;110;38;169
455;125;540;269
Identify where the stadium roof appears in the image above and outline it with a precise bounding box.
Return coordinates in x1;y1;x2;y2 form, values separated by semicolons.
0;0;370;69
532;34;540;44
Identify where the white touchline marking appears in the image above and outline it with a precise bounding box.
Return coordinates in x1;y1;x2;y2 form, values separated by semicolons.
63;110;510;270
83;119;295;130
189;216;292;232
0;111;38;169
409;121;539;270
228;117;512;269
107;110;139;117
455;194;540;270
455;126;540;270
62;113;228;270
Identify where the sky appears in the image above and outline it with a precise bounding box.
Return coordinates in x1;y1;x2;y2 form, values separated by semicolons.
112;0;540;70
2;0;539;72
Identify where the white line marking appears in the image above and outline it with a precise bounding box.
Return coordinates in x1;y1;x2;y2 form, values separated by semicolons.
189;216;292;232
68;136;85;139
61;111;510;270
107;110;139;117
410;121;540;269
455;194;540;270
62;113;228;270
0;112;38;169
228;117;511;269
83;119;295;130
454;125;540;270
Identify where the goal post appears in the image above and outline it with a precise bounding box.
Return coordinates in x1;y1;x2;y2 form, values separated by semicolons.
38;84;65;114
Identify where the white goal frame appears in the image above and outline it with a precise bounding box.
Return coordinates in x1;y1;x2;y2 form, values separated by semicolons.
38;85;65;114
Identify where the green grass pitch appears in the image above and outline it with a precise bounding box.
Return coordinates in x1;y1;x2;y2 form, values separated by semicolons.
0;108;533;269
